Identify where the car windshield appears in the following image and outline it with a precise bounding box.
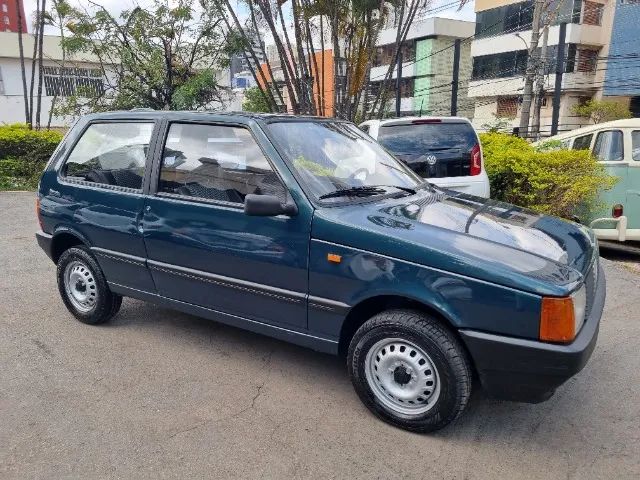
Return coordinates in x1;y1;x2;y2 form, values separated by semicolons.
265;121;423;202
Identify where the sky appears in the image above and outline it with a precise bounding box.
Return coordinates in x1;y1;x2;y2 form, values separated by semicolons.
23;0;476;36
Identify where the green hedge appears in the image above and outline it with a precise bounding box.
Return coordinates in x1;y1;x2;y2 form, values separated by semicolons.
0;124;62;163
480;132;616;219
0;124;62;190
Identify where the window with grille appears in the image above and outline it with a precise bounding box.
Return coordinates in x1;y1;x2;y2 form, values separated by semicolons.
496;97;519;118
43;67;104;97
576;48;599;73
582;1;604;25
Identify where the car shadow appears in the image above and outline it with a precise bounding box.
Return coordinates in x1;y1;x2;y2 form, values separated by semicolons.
106;297;571;443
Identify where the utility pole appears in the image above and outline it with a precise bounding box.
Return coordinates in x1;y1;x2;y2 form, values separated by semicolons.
551;22;567;136
518;0;544;138
531;19;550;140
451;39;461;116
395;50;403;117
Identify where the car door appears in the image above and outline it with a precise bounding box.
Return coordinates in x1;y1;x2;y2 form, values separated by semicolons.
142;120;311;329
627;129;640;230
54;119;158;292
592;128;629;218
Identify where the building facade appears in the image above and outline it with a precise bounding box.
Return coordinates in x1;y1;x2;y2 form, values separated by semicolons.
369;17;475;118
0;32;104;127
469;0;639;135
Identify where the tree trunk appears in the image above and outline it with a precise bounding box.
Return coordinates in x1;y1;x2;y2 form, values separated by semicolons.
35;0;47;130
519;0;544;138
223;0;279;111
48;3;67;130
15;0;30;126
29;0;41;129
247;0;285;109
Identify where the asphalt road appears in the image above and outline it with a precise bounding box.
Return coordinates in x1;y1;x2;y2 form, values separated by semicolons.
1;191;639;479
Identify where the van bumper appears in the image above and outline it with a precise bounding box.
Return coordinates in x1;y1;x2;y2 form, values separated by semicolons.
36;230;54;261
460;263;606;403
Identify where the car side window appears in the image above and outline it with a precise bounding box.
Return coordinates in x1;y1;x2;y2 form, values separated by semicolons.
61;122;154;190
158;123;287;204
572;134;592;151
632;131;640;161
592;130;624;161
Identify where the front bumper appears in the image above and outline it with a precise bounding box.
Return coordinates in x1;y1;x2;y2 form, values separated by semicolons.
36;230;54;261
460;261;606;403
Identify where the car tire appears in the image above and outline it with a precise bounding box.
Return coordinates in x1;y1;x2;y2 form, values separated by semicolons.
56;246;122;325
348;309;472;433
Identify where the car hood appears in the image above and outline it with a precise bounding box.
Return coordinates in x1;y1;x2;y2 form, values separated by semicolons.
311;188;597;296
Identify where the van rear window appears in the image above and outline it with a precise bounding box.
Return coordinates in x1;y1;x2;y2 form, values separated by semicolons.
378;122;477;153
377;122;478;178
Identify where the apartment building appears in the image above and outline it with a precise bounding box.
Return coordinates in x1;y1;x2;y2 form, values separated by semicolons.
469;0;639;134
0;31;104;127
369;17;475;117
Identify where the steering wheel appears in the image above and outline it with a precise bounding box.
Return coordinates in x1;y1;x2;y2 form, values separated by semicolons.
347;168;369;184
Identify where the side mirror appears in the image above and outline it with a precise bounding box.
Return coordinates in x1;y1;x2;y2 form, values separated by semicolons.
244;194;298;217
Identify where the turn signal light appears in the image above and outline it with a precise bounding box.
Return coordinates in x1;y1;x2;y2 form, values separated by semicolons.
540;297;575;343
612;204;623;218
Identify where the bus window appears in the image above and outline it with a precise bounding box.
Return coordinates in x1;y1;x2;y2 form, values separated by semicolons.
572;134;592;150
593;130;623;161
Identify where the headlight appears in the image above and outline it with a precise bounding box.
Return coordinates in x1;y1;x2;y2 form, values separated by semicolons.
572;284;587;334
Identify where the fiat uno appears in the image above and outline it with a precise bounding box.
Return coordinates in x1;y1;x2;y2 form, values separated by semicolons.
36;112;605;433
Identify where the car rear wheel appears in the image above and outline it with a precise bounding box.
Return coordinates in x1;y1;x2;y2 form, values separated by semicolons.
348;309;471;433
56;246;122;324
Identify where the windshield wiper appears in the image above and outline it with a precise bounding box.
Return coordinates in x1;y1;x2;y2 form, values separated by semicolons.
319;186;387;200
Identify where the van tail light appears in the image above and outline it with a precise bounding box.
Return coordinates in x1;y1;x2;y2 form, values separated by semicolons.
539;297;575;343
36;196;44;230
470;144;482;176
612;204;623;218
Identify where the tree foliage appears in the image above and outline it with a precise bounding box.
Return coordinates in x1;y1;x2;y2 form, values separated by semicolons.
59;0;229;114
480;132;616;219
242;87;271;112
571;99;633;124
218;0;436;120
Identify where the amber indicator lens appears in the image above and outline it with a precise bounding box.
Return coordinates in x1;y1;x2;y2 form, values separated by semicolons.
539;297;575;343
327;253;342;263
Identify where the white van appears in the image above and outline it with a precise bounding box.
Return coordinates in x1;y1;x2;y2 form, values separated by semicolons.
359;117;490;198
540;118;640;242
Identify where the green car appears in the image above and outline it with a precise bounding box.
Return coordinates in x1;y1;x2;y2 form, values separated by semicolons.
547;119;640;242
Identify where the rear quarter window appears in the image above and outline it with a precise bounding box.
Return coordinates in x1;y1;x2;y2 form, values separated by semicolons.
61;122;154;190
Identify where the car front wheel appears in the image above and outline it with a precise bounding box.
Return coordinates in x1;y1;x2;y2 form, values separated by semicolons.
56;246;122;324
348;309;472;433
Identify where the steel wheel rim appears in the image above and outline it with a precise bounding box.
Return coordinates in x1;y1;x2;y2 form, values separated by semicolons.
364;337;441;416
64;260;97;313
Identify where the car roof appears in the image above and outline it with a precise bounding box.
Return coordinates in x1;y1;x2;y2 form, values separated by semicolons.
359;116;472;127
81;110;340;123
544;118;640;141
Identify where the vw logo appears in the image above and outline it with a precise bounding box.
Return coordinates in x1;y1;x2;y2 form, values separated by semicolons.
425;155;437;166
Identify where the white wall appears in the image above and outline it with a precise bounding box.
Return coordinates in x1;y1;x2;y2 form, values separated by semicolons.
0;57;87;126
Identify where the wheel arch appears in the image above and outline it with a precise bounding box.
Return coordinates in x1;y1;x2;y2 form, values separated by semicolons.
50;228;90;263
337;294;460;358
